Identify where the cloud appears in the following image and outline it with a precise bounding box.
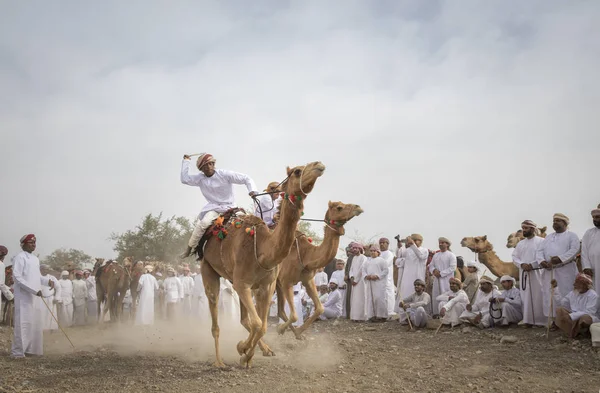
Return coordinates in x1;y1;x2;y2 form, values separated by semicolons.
1;1;598;264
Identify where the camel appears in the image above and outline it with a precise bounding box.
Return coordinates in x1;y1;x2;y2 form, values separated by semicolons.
275;201;364;339
506;226;547;248
200;161;325;368
461;236;519;279
93;258;129;322
123;257;145;321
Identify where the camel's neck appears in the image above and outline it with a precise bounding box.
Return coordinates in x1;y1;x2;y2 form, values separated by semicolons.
304;224;342;270
477;249;513;277
262;197;302;268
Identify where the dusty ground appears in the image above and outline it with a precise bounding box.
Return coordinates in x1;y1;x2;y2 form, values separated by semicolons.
1;318;600;393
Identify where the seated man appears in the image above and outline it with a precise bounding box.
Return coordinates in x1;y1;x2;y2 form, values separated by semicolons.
493;275;523;326
398;279;431;328
437;277;469;327
320;278;343;320
460;276;501;328
462;261;480;303
254;181;282;228
180;153;258;258
556;273;599;339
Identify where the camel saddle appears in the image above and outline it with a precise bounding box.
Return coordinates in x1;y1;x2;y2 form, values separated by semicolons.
195;208;245;260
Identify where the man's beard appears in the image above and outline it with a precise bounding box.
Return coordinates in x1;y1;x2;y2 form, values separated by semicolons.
594;220;600;229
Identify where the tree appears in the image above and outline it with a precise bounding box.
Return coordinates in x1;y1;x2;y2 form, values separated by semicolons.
297;221;323;245
43;248;93;272
110;213;193;262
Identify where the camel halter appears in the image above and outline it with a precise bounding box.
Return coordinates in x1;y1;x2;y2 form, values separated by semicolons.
251;168;307;221
252;227;276;272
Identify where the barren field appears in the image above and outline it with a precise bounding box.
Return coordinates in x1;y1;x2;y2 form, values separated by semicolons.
1;318;600;393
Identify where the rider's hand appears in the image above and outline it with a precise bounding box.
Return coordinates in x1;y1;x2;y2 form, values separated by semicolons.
249;191;258;197
183;154;191;160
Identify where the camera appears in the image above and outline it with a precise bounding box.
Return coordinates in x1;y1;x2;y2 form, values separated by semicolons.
394;235;407;243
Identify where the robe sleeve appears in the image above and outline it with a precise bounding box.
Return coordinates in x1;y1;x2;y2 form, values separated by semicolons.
137;276;144;292
0;265;13;300
220;170;258;194
535;238;548;263
402;293;415;304
443;291;468;311
378;259;389;279
504;289;521;307
350;257;363;283
153;277;159;291
439;254;457;277
53;277;62;300
558;233;580;263
177;278;184;299
180;159;204;186
12;256;39;295
570;292;599;321
581;231;592;270
410;293;430;308
408;245;428;262
512;243;524;267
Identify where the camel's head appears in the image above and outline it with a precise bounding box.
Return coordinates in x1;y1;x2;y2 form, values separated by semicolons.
461;235;493;253
539;226;548;238
506;230;524;248
324;201;364;236
283;161;326;198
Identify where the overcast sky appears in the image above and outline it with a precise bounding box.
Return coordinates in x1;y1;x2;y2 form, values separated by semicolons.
1;1;598;265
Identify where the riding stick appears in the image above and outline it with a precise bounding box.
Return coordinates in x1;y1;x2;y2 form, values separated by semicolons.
546;267;554;339
41;297;75;349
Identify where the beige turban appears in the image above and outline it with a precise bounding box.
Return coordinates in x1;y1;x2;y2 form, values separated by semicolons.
553;213;570;225
144;265;154;273
264;181;280;192
479;276;495;285
449;277;462;288
411;233;424;242
196;153;216;170
592;208;600;217
438;237;452;246
521;220;537;229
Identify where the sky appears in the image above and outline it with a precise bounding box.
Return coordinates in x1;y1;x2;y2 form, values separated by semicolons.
1;1;599;266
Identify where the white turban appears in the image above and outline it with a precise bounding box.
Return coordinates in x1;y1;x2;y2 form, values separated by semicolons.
500;275;516;284
466;261;479;270
61;270;69;276
329;277;339;286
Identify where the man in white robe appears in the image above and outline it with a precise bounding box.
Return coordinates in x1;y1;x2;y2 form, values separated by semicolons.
283;283;305;326
494;275;523;326
83;270;97;324
462;261;480;303
330;260;346;317
379;238;396;316
349;244;367;321
429;237;457;317
219;277;240;325
163;267;183;321
179;152;258;258
320;279;343;320
0;245;14;320
582;207;600;304
364;245;389;321
254;181;282;228
399;279;431;328
536;213;580;318
437;277;468;327
180;266;194;317
512;219;546;326
122;289;132;322
72;270;88;326
136;265;159;325
395;234;428;312
314;267;328;288
57;271;73;327
192;266;208;320
555;273;599;338
11;234;53;358
460;276;501;328
39;264;59;331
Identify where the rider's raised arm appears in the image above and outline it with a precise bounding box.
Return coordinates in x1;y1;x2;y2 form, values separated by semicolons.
220;170;258;194
180;158;204;186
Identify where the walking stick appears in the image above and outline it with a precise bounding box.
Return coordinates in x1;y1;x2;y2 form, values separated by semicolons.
434;276;444;335
546;267;554;340
40;297;75;349
528;271;536;325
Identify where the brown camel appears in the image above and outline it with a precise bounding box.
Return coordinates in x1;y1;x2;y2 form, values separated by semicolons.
93;258;129;322
506;226;547;248
461;236;519;279
276;201;364;339
200;161;325;368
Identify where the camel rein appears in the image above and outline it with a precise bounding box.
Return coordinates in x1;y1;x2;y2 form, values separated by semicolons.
520;257;576;291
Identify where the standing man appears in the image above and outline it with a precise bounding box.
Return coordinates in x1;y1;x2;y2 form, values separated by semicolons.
343;244;355;319
192;266;208;320
72;270;87;326
11;234;54;358
180;266;194;316
429;237;457;317
0;245;14;320
136;265;159;325
83;270;98;324
179;153;258;258
364;245;389;322
348;243;367;321
330;259;346;317
379;238;396;316
395;234;428;309
512;220;546;326
582;207;600;300
57;270;73;327
536;213;580;319
39;264;60;331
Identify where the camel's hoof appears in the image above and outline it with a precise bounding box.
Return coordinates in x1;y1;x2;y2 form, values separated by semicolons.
236;340;246;356
239;354;252;369
276;325;287;335
213;360;226;368
294;334;306;341
262;349;276;357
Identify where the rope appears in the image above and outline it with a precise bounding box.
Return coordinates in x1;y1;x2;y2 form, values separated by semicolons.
252;226;276;272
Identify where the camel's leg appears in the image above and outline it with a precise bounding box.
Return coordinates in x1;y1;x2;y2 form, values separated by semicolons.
276;282;299;335
201;262;224;368
254;282;276;356
294;278;324;338
233;282;262;368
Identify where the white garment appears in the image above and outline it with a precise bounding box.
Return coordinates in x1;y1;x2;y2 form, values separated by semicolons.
85;276;97;302
11;251;50;357
219;278;240;324
536;231;580;317
497;287;523;326
136;273;159;325
72;279;88;326
40;275;59;331
363;256;389;319
85;276;97;323
0;260;14;320
180;275;194;315
320;288;343;319
163;276;183;303
330;269;346;317
314;271;328;287
512;236;546;325
560;289;600;323
582;227;600;302
437;289;468;327
429;251;457;314
254;195;281;226
398;291;431;327
460;288;501;327
395;245;428;303
57;278;73;327
180;159;258;220
380;250;396;315
192;273;209;320
282;286;305;326
349;254;367;321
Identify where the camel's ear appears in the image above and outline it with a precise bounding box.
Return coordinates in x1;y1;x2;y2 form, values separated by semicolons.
328;200;334;208
286;166;292;176
482;235;487;241
540;226;547;234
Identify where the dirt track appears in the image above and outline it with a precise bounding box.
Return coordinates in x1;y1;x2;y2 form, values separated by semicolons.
1;318;600;393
